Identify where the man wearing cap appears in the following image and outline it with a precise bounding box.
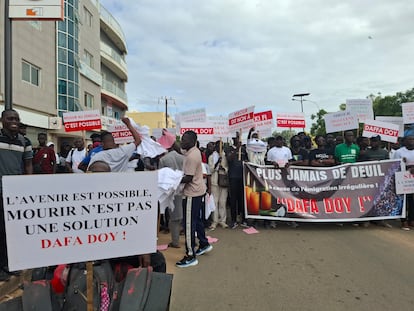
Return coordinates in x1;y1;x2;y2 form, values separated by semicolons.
33;133;56;174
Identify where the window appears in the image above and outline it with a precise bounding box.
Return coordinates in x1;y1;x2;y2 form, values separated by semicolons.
83;7;93;27
22;61;40;86
84;92;94;108
114;111;120;120
83;49;93;68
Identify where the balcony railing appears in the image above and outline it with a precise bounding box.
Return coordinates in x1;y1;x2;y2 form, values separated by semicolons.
100;42;127;73
98;4;127;46
101;79;127;102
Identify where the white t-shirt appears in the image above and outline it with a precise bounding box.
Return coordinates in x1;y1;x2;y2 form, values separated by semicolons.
66;148;87;173
266;146;292;167
392;147;414;166
89;143;136;172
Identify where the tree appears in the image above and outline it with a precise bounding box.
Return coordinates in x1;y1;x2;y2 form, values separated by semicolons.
310;109;328;136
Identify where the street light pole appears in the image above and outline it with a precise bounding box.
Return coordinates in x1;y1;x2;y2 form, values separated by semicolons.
5;0;13;110
292;93;310;131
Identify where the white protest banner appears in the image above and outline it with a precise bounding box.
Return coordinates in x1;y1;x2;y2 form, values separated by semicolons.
324;111;359;133
180;122;215;147
375;116;404;137
395;171;414;194
176;108;206;123
276;112;305;129
63;110;102;132
402;102;414;124
228;106;255;132
254;110;273;138
362;119;399;143
3;172;158;271
207;116;231;139
345;99;374;122
107;123;134;144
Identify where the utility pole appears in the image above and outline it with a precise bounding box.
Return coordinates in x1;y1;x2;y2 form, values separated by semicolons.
292;93;310;131
5;0;13;109
159;96;175;128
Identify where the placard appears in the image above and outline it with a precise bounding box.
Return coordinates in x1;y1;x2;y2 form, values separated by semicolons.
402;102;414;124
3;172;158;271
324;111;359;133
107;123;134;144
207;116;231;139
395;171;414;194
63;110;102;132
375;116;404;137
228;106;255;132
362;119;399;143
346;99;374;122
276;112;305;128
180;122;215;146
254;110;273;138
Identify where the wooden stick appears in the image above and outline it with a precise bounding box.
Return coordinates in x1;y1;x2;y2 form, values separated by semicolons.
238;129;242;161
86;261;94;311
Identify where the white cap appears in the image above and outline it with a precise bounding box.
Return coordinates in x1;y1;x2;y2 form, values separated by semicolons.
46;142;54;147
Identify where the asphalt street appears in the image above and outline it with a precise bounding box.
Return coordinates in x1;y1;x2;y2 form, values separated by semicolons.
165;221;414;311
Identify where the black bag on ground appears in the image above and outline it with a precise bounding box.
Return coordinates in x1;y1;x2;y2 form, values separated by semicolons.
118;266;173;311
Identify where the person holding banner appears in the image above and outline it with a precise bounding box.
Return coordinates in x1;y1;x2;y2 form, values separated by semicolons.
208;140;229;229
226;132;249;229
177;130;212;268
392;134;414;230
309;135;335;167
334;130;360;164
0;109;33;281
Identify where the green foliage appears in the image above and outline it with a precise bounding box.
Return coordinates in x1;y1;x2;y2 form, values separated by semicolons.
310;109;327;136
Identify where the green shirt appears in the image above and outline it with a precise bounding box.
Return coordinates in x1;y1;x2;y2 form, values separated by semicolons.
334;143;360;163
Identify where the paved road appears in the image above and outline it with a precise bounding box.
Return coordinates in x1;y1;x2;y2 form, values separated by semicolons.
168;221;414;311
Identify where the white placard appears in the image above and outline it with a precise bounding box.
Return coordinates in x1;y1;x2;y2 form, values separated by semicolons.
276;112;305;129
345;99;374;122
395;171;414;194
3;172;158;271
254;110;273;138
402;102;414;124
324;111;359;133
107;123;134;144
207;116;230;139
228;106;255;132
362;119;399;143
9;0;64;20
375;116;404;137
180;122;215;146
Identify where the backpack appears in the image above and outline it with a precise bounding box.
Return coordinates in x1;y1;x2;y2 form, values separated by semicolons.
62;260;114;311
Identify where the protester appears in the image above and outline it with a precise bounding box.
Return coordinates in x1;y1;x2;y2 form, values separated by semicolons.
158;130;184;248
309;135;335;166
267;135;292;168
57;142;72;173
290;135;309;166
208;140;229;229
0;109;33;281
88;118;141;172
176;130;212;268
392;134;414;230
32;133;56;174
78;132;103;172
334;130;360;164
65;137;87;173
225;132;249;229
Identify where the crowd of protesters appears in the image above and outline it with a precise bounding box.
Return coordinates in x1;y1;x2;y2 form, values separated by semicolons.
1;109;413;273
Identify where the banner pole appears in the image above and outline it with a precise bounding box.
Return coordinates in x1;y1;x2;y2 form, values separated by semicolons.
86;261;94;311
238;129;242;161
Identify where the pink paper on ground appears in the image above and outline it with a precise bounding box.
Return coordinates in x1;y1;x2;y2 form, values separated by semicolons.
157;244;169;251
207;236;219;243
243;227;259;234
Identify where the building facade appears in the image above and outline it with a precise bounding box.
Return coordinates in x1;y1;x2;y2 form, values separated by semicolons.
0;0;128;149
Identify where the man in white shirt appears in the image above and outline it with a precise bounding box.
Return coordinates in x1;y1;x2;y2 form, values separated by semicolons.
266;135;292;168
88;117;142;172
65;138;87;173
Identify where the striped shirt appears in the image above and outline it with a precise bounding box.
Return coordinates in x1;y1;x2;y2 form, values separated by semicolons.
0;129;33;192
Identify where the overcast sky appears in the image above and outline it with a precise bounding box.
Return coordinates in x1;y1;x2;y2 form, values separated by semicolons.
100;0;414;129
